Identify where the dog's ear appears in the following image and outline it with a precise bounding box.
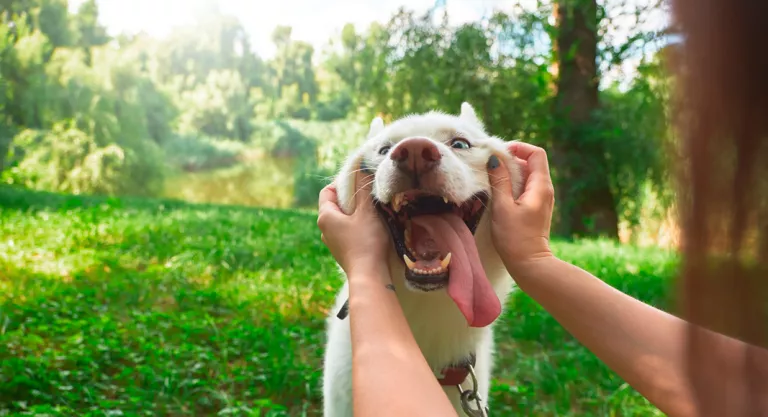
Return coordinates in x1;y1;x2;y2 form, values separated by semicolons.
460;102;483;129
334;149;365;215
368;116;384;139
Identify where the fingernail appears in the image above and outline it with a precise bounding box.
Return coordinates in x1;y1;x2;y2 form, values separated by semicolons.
487;155;500;169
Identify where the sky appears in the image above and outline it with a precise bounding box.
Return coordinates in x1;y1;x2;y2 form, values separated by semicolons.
68;0;668;86
69;0;524;59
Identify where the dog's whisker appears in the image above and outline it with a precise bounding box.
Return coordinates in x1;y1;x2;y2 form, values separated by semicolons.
350;179;376;201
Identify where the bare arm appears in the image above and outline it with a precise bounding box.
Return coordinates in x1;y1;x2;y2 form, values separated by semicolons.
510;256;768;416
347;265;458;417
487;143;768;417
317;171;456;417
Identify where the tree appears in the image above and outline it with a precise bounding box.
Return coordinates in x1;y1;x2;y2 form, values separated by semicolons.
71;0;109;62
268;26;319;118
551;0;618;238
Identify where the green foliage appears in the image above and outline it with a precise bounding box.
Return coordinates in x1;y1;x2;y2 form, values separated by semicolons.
252;119;367;165
0;186;677;415
161;134;247;172
250;119;367;208
0;0;674;234
3;121;164;196
70;0;109;51
293;163;334;208
175;69;254;141
592;66;670;228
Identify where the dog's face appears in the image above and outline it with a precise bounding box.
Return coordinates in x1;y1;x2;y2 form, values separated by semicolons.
335;103;522;300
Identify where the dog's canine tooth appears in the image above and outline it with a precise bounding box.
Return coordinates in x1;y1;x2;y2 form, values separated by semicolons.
440;252;452;269
393;194;402;212
403;255;416;269
443;196;449;204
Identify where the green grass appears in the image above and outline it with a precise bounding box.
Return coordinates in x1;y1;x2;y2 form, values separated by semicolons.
0;185;679;416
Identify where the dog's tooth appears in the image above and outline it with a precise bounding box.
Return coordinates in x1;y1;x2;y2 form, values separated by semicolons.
440;252;452;269
443;196;449;204
403;255;416;269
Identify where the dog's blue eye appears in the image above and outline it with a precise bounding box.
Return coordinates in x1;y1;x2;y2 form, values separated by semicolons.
450;138;471;149
378;145;391;155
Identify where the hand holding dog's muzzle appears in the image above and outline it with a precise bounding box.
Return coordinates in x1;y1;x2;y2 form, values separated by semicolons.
317;168;391;278
486;142;555;274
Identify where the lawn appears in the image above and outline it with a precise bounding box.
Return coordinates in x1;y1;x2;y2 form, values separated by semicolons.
0;186;678;416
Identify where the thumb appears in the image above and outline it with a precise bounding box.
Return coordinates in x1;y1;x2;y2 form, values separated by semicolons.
353;166;376;214
487;154;514;200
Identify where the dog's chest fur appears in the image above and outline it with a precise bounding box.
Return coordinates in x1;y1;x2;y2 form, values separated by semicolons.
322;215;516;417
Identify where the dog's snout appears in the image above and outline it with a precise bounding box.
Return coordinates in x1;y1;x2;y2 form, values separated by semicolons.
390;137;441;174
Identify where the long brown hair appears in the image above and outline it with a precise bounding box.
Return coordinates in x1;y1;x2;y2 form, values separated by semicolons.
673;0;768;414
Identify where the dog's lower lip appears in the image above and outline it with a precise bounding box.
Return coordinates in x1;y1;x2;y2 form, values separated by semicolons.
406;270;449;284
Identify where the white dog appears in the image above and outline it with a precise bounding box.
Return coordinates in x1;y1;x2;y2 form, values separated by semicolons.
323;103;523;416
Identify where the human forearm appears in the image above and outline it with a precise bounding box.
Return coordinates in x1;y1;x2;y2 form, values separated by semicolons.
508;256;699;416
347;265;458;417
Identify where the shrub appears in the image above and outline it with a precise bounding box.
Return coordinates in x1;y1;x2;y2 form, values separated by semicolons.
3;121;165;196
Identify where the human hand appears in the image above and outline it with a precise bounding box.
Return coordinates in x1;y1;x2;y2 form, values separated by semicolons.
317;168;391;278
487;142;555;273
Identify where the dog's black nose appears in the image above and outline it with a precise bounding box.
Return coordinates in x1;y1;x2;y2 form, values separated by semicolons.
390;138;441;175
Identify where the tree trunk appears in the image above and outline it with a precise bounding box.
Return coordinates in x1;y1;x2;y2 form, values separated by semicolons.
552;0;619;239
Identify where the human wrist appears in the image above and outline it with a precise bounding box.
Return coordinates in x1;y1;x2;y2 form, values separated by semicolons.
503;252;559;282
346;259;391;285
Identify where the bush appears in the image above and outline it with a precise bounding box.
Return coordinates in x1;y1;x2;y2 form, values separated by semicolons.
293;162;333;208
161;134;247;172
314;92;353;121
2;122;165;196
252;119;367;167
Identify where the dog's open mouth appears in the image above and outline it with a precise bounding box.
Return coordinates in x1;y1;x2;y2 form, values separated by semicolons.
375;191;488;290
374;189;500;327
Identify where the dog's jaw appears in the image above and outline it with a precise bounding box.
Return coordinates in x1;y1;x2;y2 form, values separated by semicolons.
323;103;522;417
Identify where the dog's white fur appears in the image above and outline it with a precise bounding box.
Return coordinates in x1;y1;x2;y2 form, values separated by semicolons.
323;103;523;416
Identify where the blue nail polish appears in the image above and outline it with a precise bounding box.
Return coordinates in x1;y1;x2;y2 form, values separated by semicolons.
487;155;500;169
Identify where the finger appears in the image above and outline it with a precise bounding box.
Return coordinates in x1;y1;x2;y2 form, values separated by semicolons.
510;142;554;208
353;168;376;214
509;142;551;185
513;156;529;184
487;154;515;200
318;183;341;212
317;201;344;232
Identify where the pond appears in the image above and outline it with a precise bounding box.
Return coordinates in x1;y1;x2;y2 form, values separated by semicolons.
163;156;298;209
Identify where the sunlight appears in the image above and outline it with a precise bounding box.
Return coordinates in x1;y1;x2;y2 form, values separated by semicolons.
71;0;536;58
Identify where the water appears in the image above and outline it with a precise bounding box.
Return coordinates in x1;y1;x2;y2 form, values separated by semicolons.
163;156;296;209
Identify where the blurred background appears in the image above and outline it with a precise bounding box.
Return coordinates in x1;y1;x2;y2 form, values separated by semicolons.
0;0;680;416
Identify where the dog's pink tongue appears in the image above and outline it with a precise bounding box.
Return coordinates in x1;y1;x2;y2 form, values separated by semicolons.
411;214;501;327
